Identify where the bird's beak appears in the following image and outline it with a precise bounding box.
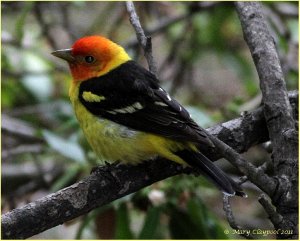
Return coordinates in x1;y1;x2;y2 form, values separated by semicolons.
51;48;75;62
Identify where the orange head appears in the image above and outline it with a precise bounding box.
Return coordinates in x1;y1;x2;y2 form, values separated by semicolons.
52;36;131;81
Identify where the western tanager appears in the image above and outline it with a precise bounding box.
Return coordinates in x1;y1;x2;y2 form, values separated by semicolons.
52;36;244;196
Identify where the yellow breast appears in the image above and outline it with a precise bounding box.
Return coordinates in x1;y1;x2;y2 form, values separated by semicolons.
69;81;189;165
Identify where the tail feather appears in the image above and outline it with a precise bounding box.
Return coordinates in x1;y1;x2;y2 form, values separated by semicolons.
176;150;245;197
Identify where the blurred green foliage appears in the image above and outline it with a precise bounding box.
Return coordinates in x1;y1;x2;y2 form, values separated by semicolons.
2;1;298;239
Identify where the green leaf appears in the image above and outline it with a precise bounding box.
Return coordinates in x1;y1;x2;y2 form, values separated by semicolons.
169;199;229;239
115;203;134;239
42;130;85;163
75;206;110;239
138;207;161;239
187;198;229;239
187;199;211;238
169;205;202;239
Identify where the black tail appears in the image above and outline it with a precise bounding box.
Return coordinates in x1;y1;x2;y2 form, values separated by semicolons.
176;150;246;197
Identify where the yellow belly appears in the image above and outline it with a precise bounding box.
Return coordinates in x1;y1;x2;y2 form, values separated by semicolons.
71;101;189;165
69;82;192;165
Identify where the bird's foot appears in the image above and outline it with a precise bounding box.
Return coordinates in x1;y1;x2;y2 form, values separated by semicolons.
90;161;121;174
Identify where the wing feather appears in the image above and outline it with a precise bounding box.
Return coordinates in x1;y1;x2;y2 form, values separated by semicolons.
79;61;213;146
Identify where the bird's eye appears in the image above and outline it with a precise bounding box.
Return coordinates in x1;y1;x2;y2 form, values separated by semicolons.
84;56;95;63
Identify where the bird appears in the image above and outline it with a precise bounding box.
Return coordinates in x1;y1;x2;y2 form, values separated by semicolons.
52;35;244;197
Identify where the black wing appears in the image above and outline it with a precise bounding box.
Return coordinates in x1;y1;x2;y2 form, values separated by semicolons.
79;61;213;146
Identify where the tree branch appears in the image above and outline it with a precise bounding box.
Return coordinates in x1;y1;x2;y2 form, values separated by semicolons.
2;114;44;143
1;159;189;239
205;129;276;196
125;1;158;75
34;3;59;50
125;2;221;49
258;194;283;227
223;195;255;239
235;2;298;239
2;91;297;239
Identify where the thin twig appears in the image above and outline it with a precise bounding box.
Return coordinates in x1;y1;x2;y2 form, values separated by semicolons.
33;3;58;50
2;114;44;143
5;100;71;117
125;2;221;49
272;2;299;18
60;2;78;42
125;1;158;75
2;144;43;159
258;194;283;227
125;13;188;49
207;132;277;196
238;176;248;185
222;195;255;239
